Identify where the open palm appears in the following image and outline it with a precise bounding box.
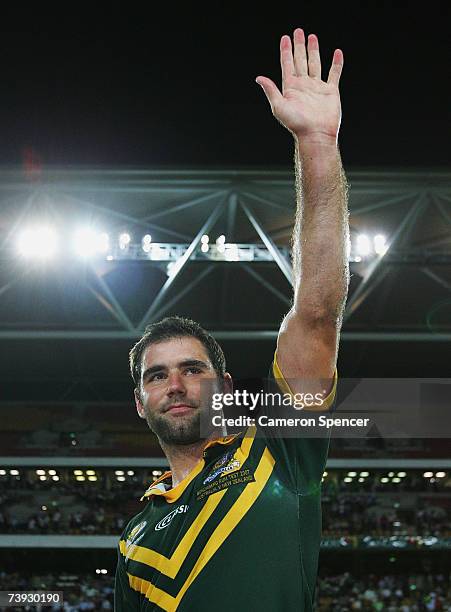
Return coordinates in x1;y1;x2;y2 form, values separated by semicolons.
256;28;344;144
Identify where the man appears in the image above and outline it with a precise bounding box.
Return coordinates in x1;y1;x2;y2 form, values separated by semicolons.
115;27;349;611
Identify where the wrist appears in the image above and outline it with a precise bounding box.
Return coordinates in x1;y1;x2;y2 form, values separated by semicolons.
294;132;338;150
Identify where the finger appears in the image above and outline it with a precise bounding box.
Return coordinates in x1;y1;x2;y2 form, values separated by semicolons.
327;49;344;86
307;33;321;79
293;28;308;76
255;76;284;114
280;34;295;93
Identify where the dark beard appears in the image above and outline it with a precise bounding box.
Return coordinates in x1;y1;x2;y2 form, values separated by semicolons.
144;408;205;446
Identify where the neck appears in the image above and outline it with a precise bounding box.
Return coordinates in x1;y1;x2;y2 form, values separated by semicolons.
160;429;225;488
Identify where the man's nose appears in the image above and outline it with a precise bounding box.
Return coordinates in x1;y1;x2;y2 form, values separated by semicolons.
167;372;186;395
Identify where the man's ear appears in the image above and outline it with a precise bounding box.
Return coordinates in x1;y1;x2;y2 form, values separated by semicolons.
134;388;146;419
223;372;233;395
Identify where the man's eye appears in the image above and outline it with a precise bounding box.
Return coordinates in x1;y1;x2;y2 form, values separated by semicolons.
185;367;201;375
149;373;165;382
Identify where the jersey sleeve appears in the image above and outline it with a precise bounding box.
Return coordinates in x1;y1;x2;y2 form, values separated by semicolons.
258;348;337;495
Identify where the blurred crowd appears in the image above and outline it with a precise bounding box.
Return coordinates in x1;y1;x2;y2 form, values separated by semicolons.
0;571;449;611
316;572;451;611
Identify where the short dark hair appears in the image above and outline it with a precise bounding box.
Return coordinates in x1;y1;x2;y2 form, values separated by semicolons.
129;316;226;388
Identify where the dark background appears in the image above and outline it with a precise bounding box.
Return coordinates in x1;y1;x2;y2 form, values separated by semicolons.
0;1;449;169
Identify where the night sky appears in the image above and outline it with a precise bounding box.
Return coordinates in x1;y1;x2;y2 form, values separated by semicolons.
0;2;449;169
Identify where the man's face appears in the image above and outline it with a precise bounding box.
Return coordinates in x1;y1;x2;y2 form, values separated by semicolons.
135;336;231;446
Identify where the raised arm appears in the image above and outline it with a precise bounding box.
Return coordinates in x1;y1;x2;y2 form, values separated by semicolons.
256;28;349;396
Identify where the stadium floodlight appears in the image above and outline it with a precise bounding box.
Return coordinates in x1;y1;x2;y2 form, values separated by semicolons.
423;471;433;478
358;478;365;482
39;475;47;481
380;477;389;483
216;235;226;245
0;470;5;476
373;234;388;255
76;476;85;482
127;471;134;476
17;226;58;259
117;476;126;482
323;471;328;478
119;232;131;250
356;233;371;256
9;470;19;476
436;471;446;478
88;476;97;481
225;244;239;261
73;470;83;475
52;476;59;481
201;243;209;253
360;471;369;477
48;469;56;476
392;477;401;483
36;469;46;475
142;234;152;253
152;470;162;476
201;234;209;244
42;506;47;511
115;470;124;476
86;470;96;476
388;472;394;477
397;472;406;477
343;477;353;483
97;232;109;254
73;228;100;257
347;471;357;477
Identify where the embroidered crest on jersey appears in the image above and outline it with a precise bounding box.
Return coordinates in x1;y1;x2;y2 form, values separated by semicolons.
125;520;147;560
203;450;241;485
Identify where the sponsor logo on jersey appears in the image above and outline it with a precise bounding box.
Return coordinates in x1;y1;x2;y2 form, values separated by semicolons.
203;450;241;484
154;504;189;531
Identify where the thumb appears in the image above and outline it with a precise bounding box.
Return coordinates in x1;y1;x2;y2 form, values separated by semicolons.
255;76;283;113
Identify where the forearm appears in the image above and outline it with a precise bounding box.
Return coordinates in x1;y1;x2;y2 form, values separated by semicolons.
291;136;350;328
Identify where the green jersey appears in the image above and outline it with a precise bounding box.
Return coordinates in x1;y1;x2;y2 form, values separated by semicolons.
115;352;336;611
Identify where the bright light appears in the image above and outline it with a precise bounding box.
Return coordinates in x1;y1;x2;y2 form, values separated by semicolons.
36;469;46;475
150;245;166;260
343;477;353;483
119;233;131;249
48;470;56;476
216;235;226;245
74;470;83;476
52;476;59;481
397;472;406;477
152;470;162;476
73;228;99;257
127;471;134;476
388;472;394;477
88;476;97;481
360;471;369;477
101;569;108;574
9;470;19;476
42;506;47;511
76;476;85;482
97;232;109;254
39;476;47;481
201;243;209;253
86;470;96;476
0;470;5;475
423;471;433;478
374;234;388;255
142;235;152;252
436;471;446;478
117;476;126;482
95;569;101;574
347;471;357;477
358;478;365;482
225;244;239;261
17;227;58;259
201;235;209;244
356;234;371;256
115;470;124;476
323;472;328;478
392;477;401;483
381;477;389;483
